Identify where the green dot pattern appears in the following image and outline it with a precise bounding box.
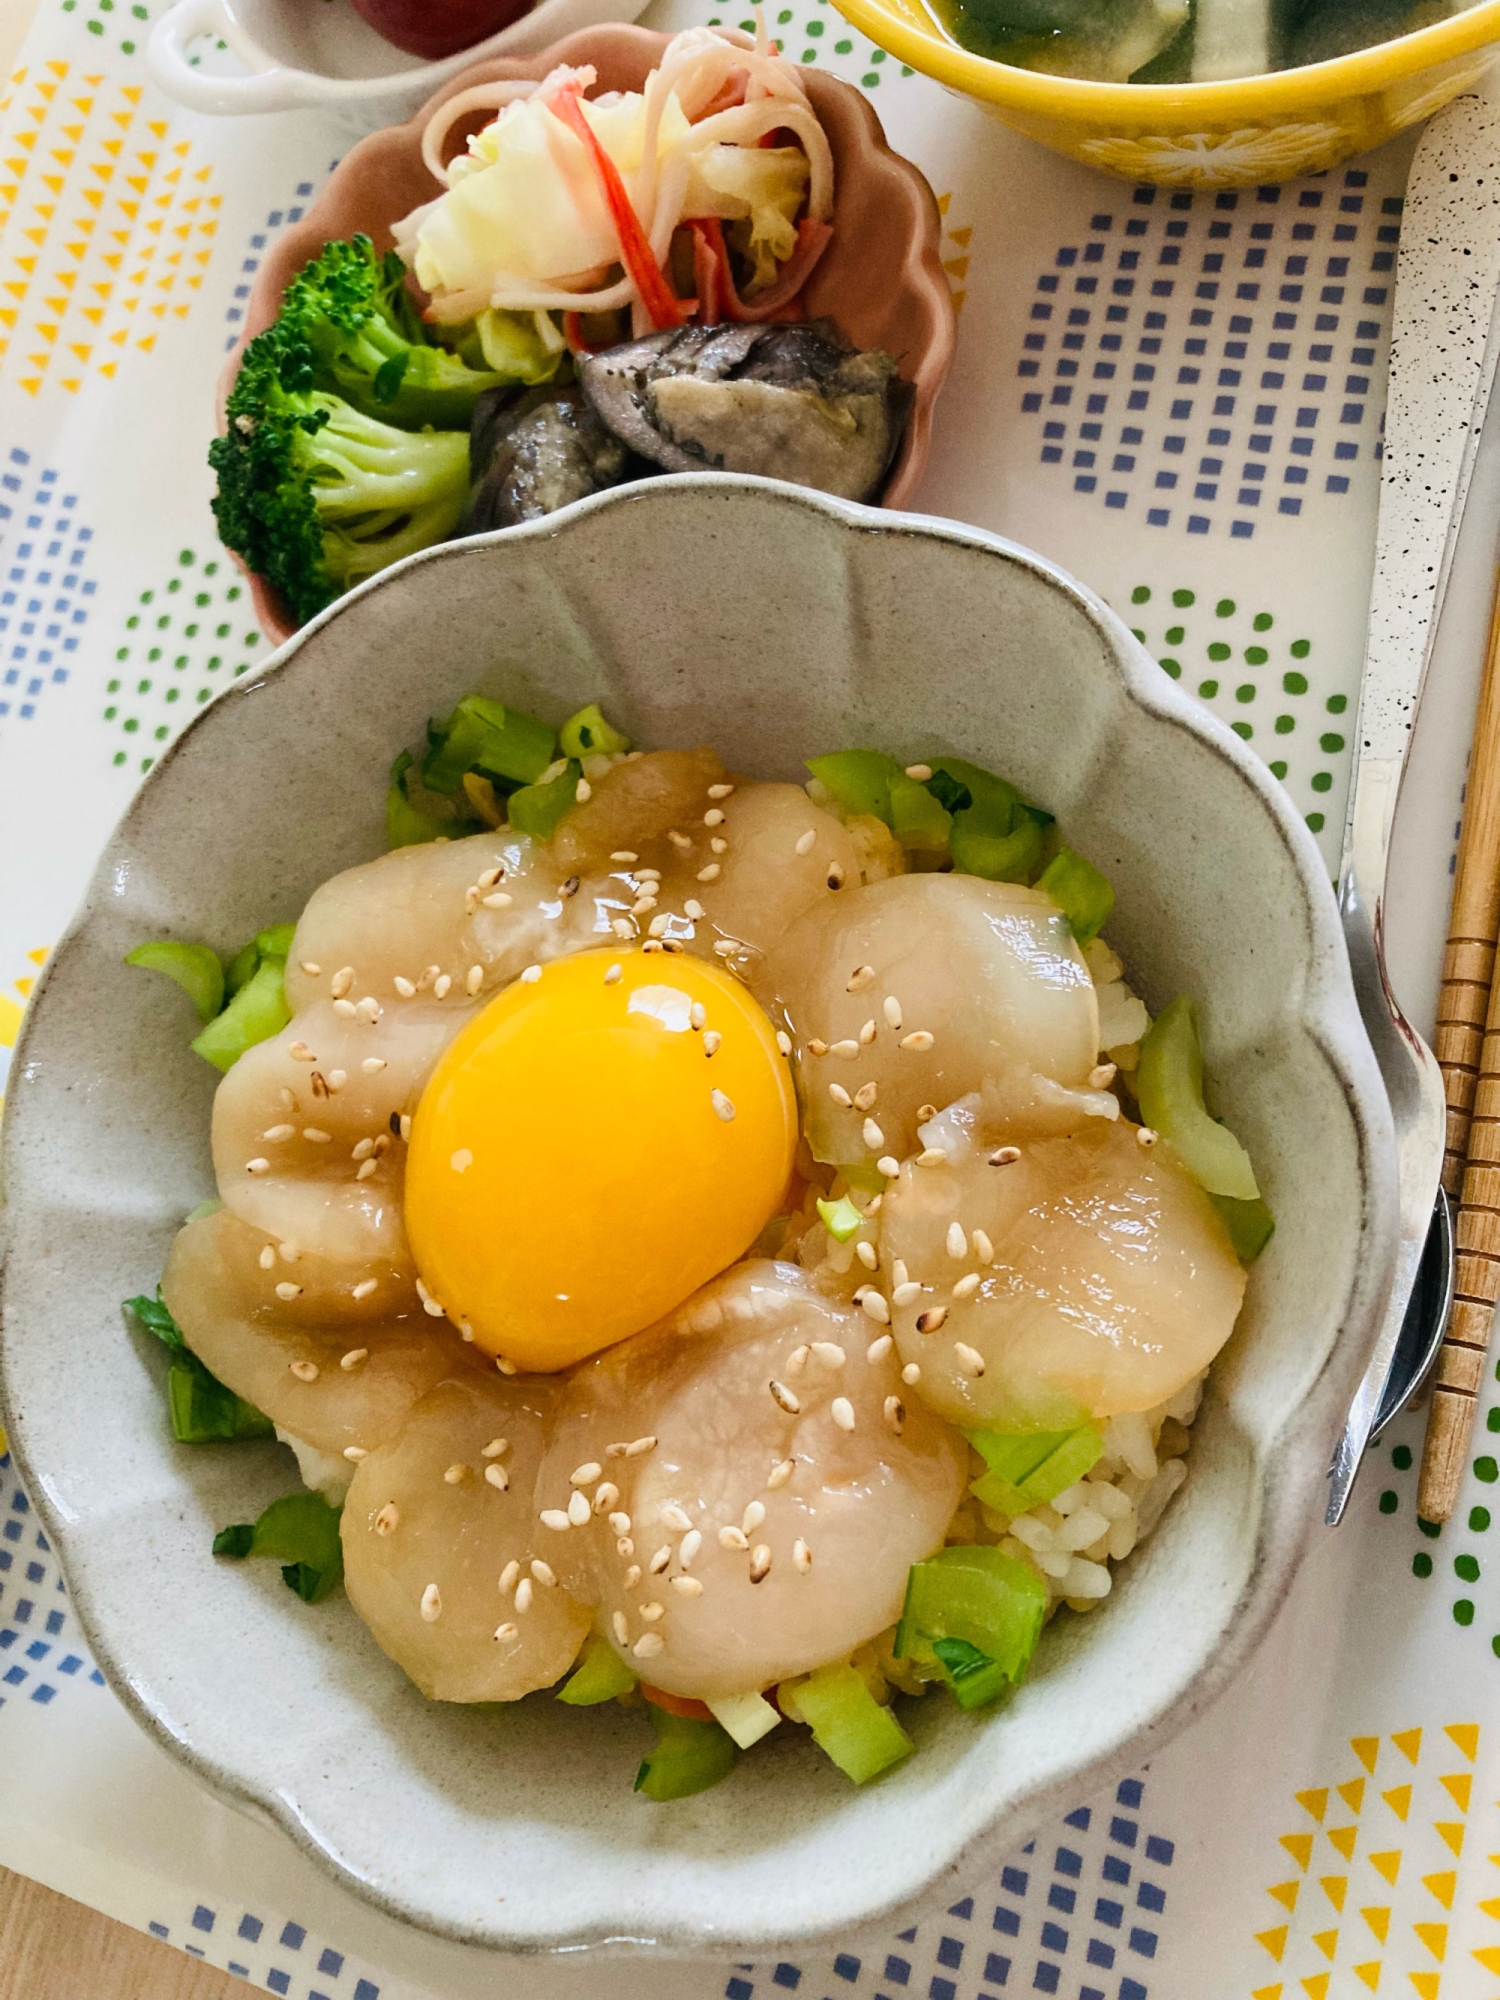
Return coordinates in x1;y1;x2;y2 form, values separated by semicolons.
708;0;909;83
57;0;147;56
104;547;260;774
1378;1378;1500;1645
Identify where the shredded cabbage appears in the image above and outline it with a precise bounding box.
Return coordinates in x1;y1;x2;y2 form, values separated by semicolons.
683;145;808;292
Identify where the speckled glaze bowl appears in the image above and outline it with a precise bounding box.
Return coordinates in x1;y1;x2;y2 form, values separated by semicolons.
0;477;1396;1959
220;24;957;646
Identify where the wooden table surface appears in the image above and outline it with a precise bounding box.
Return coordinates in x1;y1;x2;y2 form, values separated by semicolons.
1;3;250;1991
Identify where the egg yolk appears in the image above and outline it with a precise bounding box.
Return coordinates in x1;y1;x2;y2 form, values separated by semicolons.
404;949;798;1371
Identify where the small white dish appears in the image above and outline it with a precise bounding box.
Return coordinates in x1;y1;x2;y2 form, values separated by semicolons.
147;0;652;118
0;477;1396;1957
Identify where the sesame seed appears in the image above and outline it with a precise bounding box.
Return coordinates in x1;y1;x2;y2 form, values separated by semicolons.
902;1362;921;1384
787;1344;809;1375
613;1611;631;1645
807;1038;828;1056
793;1538;812;1574
696;862;721;882
831;1397;856;1432
867;1334;894;1363
973;1228;995;1264
625;1435;657;1457
877;1156;901;1178
647;913;672;938
719;1524;750;1551
495;1356;518;1375
593;1482;620;1514
769;1379;801;1414
374;1504;398;1535
704;808;726;827
649;1545;672;1575
444;1462;469;1484
352;1137;376;1161
689;1000;708;1032
854;1241;878;1274
1137;1126;1158;1148
711;1088;735;1121
327;1069;347;1093
530;1559;557;1588
400;1115;413;1141
278;1087;296;1110
827;863;845;889
633;1632;665;1659
829;1085;853;1113
482;1437;509;1459
862;1117;884;1151
767;1458;794;1489
710;838;728;856
494;1622;518;1642
904;763;932;781
515;1578;534;1613
343;1445;367;1462
685;899;705;920
901;1030;935;1052
300;962;321;976
609;1511;632;1535
989;1145;1021;1166
955;1343;986;1377
362;1057;386;1076
422;1298;445;1319
540;1509;571;1532
661;1502;693;1533
891;1258;908;1286
679;1529;703;1568
643;940;665;954
1090;1062;1118;1089
916;1306;948;1334
640;1600;665;1626
795;829;817;856
749;1545;772;1583
289;1359;318;1381
246;1158;271;1177
622;1564;642;1589
420;1584;442;1622
946;1222;968;1260
703;1031;723;1056
521;965;543;983
859;1020;877;1046
668;829;693;851
499;1559;522;1595
459;1321;474;1342
570;1461;602;1487
263;1123;295;1143
333;999;359;1019
612;918;634;939
279;1242;300;1262
394;975;417;999
611;850;638;863
340;1347;370;1370
567;1490;591;1526
575;778;592;803
485;1464;509;1491
466;965;484;996
776;1031;792;1057
430;975;451;1001
854;1081;878;1113
892;1281;923;1307
846;965;876;993
740;1500;767;1537
604;963;623;985
330;967;355;999
953;1273;982;1300
671;1575;704;1597
708;782;734;799
354;1158;377;1181
258;1245;276;1271
812;1343;848;1373
617;1537;635;1558
883;1394;906;1434
290;1042;317;1062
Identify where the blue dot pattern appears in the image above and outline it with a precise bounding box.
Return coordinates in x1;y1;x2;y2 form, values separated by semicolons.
0;1448;106;1708
224;179;330;351
0;447;98;721
1018;170;1393;541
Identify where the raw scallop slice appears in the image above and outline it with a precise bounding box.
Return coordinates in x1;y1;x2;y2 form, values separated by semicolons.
765;872;1106;1170
549;748;728;876
539;1261;965;1701
679;781;859;964
881;1116;1246;1429
343;1376;593;1703
211;999;462;1265
161;1205;486;1455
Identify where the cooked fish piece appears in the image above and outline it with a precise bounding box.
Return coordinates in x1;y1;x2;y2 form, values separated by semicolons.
466;383;630;532
343;1376;593;1703
764;871;1108;1170
539;1260;965;1701
881;1115;1246;1429
580;321;914;504
160;1204;487;1456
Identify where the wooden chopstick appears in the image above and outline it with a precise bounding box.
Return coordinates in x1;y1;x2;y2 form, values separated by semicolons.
1419;576;1500;1520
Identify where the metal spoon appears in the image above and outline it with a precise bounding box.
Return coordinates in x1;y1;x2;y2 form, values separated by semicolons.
1325;87;1500;1524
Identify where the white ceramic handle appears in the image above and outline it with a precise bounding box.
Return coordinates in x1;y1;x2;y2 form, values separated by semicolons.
146;0;309;114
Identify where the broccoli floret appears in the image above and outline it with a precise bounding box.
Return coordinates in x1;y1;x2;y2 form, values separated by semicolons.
278;234;517;429
210;337;470;625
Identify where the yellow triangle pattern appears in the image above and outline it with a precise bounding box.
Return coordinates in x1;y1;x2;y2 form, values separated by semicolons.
1352;1963;1381;1991
1298;1789;1330;1823
1383;1787;1412;1823
1475;1944;1500;1972
1412;1922;1447;1961
1408;1977;1439;2000
1362;1905;1391;1942
1319;1875;1347;1912
1327;1827;1358;1861
1443;1722;1478;1760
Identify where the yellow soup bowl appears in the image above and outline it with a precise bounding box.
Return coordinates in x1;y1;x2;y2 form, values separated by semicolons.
829;0;1500;184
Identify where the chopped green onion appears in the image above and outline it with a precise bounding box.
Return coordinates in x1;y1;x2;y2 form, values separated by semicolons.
925;756;1022;826
422;694;557;794
508;759;582;840
930;1636;1014;1712
835;1161;889;1195
805;750;901;824
950;812;1042;884
190;956;290;1072
1136;994;1262;1203
224;935;260;998
895;1545;1048;1702
1035;847;1114;945
706;1690;782;1748
965;1422;1105;1515
635;1709;738;1801
212;1491;344;1603
124;942;224;1024
887;772;953;852
125;1289;272;1444
558;1636;637;1706
386;750;463;848
1211;1193;1276;1262
816;1194;864;1243
254;923;297;960
184;1197;224;1223
792;1661;913;1784
559;702;630;760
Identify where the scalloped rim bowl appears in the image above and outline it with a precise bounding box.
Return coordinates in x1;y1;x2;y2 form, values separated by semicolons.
218;24;957;645
0;477;1396;1959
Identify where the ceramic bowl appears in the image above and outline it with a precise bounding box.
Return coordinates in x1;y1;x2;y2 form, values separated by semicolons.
219;25;957;645
831;0;1500;187
146;0;654;119
0;477;1396;1958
